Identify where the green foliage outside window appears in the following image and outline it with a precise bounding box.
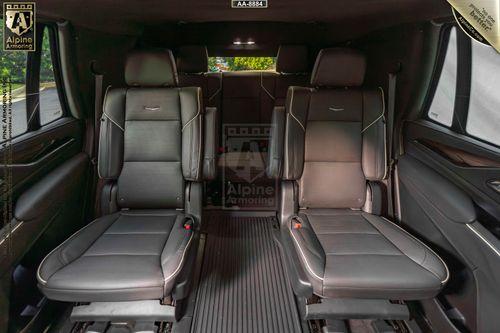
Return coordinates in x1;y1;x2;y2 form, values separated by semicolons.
209;57;276;72
40;29;54;83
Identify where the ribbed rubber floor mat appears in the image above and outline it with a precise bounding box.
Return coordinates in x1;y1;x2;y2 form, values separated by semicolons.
191;215;302;333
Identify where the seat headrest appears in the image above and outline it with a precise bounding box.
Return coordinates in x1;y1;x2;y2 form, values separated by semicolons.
276;45;309;74
176;45;208;74
125;49;178;87
310;48;366;87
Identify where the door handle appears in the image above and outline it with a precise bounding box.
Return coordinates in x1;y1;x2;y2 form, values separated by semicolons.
487;180;500;194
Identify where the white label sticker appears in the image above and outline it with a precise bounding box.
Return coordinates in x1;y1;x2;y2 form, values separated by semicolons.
231;0;268;9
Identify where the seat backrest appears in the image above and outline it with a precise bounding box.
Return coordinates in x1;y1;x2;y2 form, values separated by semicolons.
176;45;222;110
282;48;386;209
98;49;204;209
274;45;310;106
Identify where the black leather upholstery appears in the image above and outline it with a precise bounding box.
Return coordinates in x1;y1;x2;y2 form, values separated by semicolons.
203;107;218;180
176;45;222;111
276;48;449;300
38;49;203;302
37;211;193;302
125;49;178;87
291;210;448;299
266;106;286;178
310;48;366;87
275;45;310;106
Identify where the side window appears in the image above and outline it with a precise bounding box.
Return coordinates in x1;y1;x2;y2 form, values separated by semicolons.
0;24;64;142
426;26;500;148
0;18;28;138
466;41;500;146
427;28;457;127
39;27;64;125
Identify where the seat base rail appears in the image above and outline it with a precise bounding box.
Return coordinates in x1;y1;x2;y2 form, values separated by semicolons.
305;298;410;321
70;300;175;322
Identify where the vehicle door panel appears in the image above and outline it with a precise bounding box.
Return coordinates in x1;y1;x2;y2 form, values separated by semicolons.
398;119;500;333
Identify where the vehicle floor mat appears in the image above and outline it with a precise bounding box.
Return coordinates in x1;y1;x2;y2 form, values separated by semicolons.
191;214;302;333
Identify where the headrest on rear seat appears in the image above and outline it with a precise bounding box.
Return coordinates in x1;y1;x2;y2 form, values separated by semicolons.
310;48;366;87
276;45;309;74
177;45;209;74
125;49;178;87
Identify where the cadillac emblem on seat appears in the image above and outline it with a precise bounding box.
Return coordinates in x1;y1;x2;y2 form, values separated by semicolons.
3;2;36;51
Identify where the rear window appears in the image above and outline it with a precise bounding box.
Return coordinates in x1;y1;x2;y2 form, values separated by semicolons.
208;57;276;72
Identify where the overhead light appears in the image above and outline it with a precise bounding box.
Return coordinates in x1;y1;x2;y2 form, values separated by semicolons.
233;40;255;45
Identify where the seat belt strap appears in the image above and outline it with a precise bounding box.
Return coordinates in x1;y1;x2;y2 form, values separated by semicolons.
92;72;104;163
386;70;398;219
90;65;105;218
387;72;397;166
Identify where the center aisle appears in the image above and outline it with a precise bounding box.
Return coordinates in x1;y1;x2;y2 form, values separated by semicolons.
191;213;302;333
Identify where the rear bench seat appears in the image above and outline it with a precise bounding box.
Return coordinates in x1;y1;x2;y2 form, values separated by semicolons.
176;45;222;111
274;45;310;106
176;44;311;207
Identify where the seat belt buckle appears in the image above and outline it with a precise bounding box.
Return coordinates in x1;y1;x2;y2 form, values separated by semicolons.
183;220;193;230
292;219;302;230
183;215;195;231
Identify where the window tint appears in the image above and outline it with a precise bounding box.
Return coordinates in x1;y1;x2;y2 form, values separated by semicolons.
39;27;63;125
466;41;500;146
427;28;457;127
208;57;276;72
0;18;28;139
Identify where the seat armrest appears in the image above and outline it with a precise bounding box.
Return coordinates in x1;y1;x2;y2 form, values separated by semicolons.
203;107;218;180
267;106;286;178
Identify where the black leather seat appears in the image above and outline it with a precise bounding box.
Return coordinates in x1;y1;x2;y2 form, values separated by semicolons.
273;44;310;106
37;49;204;302
275;48;449;300
176;45;222;111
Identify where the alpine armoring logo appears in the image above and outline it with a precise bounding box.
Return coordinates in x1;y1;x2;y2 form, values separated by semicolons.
3;2;36;51
222;124;277;209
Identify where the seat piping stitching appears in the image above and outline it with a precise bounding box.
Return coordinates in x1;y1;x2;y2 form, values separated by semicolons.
289;217;324;282
163;232;194;285
102;113;124;132
260;72;276;100
37;214;121;285
362;214;443;282
289;88;305;131
361;87;385;134
379;215;450;285
208;72;222;101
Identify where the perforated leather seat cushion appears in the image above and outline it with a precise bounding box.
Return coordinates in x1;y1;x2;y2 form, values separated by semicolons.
37;210;193;302
291;210;449;299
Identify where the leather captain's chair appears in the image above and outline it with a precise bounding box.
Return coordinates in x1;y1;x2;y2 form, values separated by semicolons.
37;49;206;303
272;48;449;303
